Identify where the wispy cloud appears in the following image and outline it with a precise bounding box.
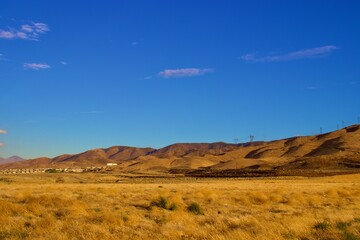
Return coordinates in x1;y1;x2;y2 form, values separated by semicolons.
241;45;338;62
159;68;213;78
24;63;51;70
0;22;49;41
60;61;68;65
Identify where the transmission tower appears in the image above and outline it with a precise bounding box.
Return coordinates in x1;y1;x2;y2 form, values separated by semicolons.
320;127;323;134
249;135;254;142
234;138;239;144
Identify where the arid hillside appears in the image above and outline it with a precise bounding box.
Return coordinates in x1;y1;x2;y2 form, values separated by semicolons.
0;156;24;165
1;125;360;175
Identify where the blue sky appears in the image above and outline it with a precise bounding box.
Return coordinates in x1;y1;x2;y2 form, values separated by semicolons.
1;1;359;158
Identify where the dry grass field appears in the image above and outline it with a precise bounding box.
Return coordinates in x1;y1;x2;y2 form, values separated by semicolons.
0;173;360;240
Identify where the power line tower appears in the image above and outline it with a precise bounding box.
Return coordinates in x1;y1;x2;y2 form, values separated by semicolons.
320;127;323;134
342;120;345;128
249;135;254;142
234;138;239;144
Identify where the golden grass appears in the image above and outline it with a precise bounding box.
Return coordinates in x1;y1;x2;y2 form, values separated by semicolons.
0;174;360;239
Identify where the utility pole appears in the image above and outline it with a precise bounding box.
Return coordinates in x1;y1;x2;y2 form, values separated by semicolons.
337;124;339;130
342;120;345;128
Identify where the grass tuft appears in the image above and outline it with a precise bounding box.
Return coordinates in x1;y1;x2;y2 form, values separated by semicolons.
168;203;178;211
336;221;351;231
187;202;203;215
343;232;359;240
282;231;296;240
151;196;168;209
314;221;330;231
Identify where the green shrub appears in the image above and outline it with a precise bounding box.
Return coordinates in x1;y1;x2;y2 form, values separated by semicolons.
343;232;359;240
122;215;129;223
151;196;168;209
150;196;179;211
314;221;330;231
168;203;178;211
336;221;351;231
282;231;296;239
187;202;203;215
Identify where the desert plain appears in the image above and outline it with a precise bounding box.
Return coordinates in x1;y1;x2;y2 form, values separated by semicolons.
1;173;360;240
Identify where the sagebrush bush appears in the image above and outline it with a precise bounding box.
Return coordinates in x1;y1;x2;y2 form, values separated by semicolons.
150;196;179;211
168;203;178;211
151;196;168;209
187;202;203;215
336;221;351;231
314;221;330;231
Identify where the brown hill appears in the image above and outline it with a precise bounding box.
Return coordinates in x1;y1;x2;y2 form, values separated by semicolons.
0;156;24;165
151;142;237;158
0;146;155;169
50;146;155;166
1;125;359;175
0;157;52;169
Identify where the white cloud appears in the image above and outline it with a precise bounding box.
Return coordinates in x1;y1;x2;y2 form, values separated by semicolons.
241;45;338;62
0;129;7;134
0;22;49;41
0;31;15;39
24;63;51;70
60;61;68;65
159;68;213;78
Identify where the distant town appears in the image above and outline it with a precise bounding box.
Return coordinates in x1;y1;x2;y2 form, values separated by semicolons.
0;163;118;174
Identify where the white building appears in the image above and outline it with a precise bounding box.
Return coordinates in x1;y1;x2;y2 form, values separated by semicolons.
106;163;118;166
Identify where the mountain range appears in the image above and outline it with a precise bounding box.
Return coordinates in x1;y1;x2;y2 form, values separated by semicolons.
1;125;359;175
0;156;24;165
